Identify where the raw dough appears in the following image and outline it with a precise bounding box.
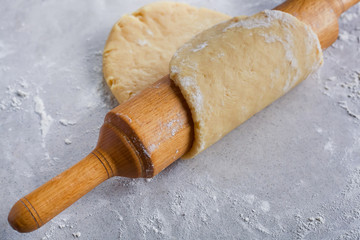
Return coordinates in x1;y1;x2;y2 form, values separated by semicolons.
170;10;323;158
103;2;230;103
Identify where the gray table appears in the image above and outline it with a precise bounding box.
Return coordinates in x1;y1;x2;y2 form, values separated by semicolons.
1;1;360;239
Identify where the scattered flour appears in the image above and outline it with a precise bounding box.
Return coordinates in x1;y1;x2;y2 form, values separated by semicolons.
58;223;66;229
178;76;203;112
10;97;22;109
118;113;132;123
316;127;323;133
2;2;360;240
148;143;159;153
137;39;149;46
321;71;360;121
224;15;271;31
146;29;154;36
340;9;360;24
72;232;81;238
192;42;208;52
222;10;321;93
243;194;255;205
166;119;182;136
260;201;270;212
16;89;28;98
338;101;360;120
324;139;335;154
59;119;77;126
1;84;30;111
338;31;358;42
34;95;53;146
295;214;325;239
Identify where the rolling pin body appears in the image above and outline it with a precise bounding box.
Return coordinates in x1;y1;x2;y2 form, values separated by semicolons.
8;0;360;233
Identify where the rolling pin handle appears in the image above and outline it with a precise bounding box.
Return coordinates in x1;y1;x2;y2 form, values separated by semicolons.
341;0;360;12
8;152;112;233
274;0;360;49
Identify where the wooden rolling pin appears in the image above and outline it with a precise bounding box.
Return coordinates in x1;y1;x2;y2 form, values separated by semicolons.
8;0;359;233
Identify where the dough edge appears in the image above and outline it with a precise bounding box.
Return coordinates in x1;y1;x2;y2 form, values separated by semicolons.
170;10;323;158
102;1;231;103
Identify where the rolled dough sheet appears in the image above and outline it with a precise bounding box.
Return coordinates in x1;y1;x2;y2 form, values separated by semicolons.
170;10;323;158
103;2;230;103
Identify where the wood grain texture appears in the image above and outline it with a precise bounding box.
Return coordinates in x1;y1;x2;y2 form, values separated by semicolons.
8;76;193;232
104;75;193;177
274;0;359;49
8;0;359;233
342;0;360;11
8;153;110;232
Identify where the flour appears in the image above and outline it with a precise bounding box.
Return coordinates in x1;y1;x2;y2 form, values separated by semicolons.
224;15;272;31
338;101;360;120
59;119;77;126
321;70;360;120
223;10;295;32
344;167;360;198
166;119;182;136
148;143;159;153
260;201;270;212
16;89;28;98
1;84;30;111
72;232;81;238
118;113;132;123
58;223;66;229
146;29;154;36
257;31;300;92
2;1;360;240
191;42;208;52
316;127;323;133
34;95;53;146
338;30;358;42
137;39;149;46
222;10;322;94
177;76;203;113
324;139;335;154
147;115;185;154
295;214;326;239
340;6;360;23
10;97;22;109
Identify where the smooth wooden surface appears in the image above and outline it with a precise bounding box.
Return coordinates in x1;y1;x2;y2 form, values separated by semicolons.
8;75;193;232
274;0;359;49
104;75;193;177
8;153;110;232
8;0;359;233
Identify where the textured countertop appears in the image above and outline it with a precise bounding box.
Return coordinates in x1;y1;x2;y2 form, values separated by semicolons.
1;1;360;239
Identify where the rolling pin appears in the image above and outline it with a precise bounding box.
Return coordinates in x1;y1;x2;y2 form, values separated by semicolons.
8;0;359;233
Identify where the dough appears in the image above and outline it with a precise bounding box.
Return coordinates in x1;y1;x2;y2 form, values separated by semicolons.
103;2;230;103
170;10;323;158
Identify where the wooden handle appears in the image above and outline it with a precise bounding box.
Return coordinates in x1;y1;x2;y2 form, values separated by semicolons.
342;0;360;11
274;0;359;49
8;0;359;233
8;152;109;232
8;75;193;232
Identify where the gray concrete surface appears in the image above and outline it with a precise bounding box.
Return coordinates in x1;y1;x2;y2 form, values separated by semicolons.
1;0;360;239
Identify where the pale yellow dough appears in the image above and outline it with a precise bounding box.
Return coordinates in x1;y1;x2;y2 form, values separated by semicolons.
103;2;230;103
170;10;323;158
